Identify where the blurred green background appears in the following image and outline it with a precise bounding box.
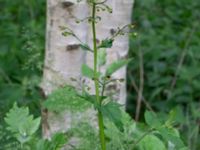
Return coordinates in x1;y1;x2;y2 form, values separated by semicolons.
0;0;199;149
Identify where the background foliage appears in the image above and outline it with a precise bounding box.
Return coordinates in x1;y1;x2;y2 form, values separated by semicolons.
127;0;200;149
0;0;199;149
0;0;45;117
0;0;45;148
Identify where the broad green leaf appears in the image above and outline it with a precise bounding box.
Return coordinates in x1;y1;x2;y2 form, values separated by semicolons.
105;120;124;149
144;111;162;128
105;110;138;150
98;39;114;49
80;92;107;110
165;107;185;126
105;59;132;76
68;122;99;150
4;103;41;143
19;117;41;136
81;64;101;79
158;127;185;149
81;64;94;79
98;49;107;66
101;101;123;130
138;134;167;150
43;86;91;112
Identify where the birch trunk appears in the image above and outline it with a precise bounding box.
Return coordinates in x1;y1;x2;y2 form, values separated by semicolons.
41;0;133;138
87;0;133;104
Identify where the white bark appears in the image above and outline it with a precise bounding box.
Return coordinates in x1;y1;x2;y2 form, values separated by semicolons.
41;0;133;137
87;0;133;104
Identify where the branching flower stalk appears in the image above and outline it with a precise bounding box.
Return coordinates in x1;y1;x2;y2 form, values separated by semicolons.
59;1;135;149
91;1;106;150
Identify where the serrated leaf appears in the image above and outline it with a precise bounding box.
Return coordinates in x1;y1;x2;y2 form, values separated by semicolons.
4;103;41;143
81;64;94;79
80;92;106;110
105;59;132;76
98;49;107;66
165;107;185;126
138;134;167;150
43;86;91;112
68;122;99;150
81;64;101;79
36;133;68;150
98;39;113;49
144;111;162;128
158;127;185;149
101;101;123;130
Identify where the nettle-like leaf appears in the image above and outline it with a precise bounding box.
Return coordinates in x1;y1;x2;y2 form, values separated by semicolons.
145;111;187;149
105;121;125;150
105;59;132;76
36;133;67;150
43;86;92;112
138;134;167;150
101;101;123;130
80;92;107;110
68;122;99;150
158;127;186;149
81;64;95;79
98;49;107;66
144;111;162;128
81;64;101;79
98;39;113;49
4;103;41;144
165;107;185;126
105;111;137;150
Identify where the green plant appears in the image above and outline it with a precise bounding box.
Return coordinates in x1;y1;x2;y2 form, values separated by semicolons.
4;103;41;148
52;0;133;149
2;0;190;149
42;0;187;150
4;102;187;150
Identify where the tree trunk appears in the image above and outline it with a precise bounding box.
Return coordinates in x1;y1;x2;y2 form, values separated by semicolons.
41;0;133;138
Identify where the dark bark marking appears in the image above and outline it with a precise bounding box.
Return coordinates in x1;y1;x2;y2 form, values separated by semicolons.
66;44;80;51
110;28;116;35
62;1;74;8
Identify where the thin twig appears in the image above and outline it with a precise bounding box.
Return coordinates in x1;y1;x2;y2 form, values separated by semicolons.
170;24;197;91
135;46;144;121
0;67;12;84
128;72;154;112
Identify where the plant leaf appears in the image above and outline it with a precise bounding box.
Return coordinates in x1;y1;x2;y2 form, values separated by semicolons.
4;103;41;143
43;86;91;112
81;64;101;79
98;39;114;49
105;59;132;76
101;101;123;130
144;111;162;128
158;127;186;149
138;134;167;150
81;64;95;79
80;44;93;52
36;133;68;150
98;49;107;66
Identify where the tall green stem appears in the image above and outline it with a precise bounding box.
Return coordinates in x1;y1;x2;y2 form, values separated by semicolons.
91;2;106;150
